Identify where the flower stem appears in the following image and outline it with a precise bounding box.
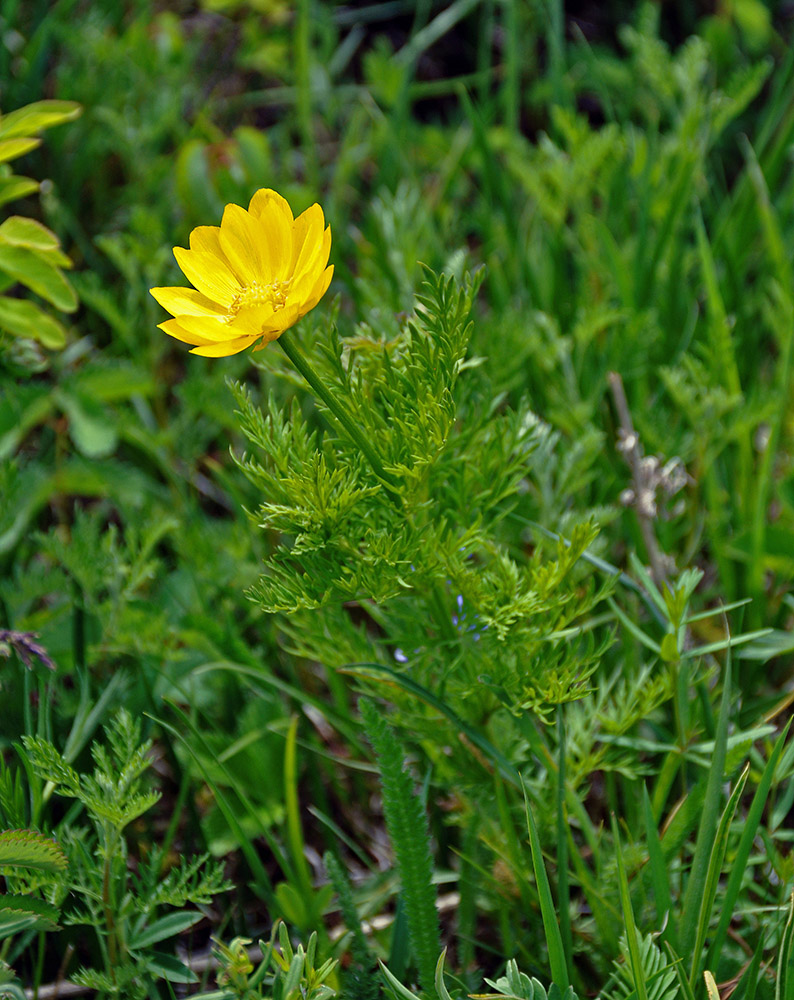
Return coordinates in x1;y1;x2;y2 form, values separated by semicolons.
278;330;402;492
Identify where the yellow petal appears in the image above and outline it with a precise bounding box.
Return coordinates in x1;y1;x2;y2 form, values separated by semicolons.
189;226;223;255
293;221;330;290
248;190;294;281
249;188;294;225
259;303;302;337
173;247;239;307
190;335;257;357
219;203;273;285
150;285;226;317
290;228;332;301
172;313;242;342
290;204;325;273
252;326;292;350
159;318;216;346
303;264;334;313
231;302;278;335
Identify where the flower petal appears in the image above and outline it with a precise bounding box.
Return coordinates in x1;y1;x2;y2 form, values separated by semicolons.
219;203;273;286
303;264;334;313
159;318;216;346
189;226;223;255
231;302;278;335
252;325;292;350
249;188;294;225
290;204;325;273
292;222;331;291
171;313;243;342
173;247;239;307
290;228;332;301
248;190;294;281
190;335;258;357
150;285;226;317
259;303;302;337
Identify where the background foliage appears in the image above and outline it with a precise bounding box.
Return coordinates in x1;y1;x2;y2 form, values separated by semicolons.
2;0;794;997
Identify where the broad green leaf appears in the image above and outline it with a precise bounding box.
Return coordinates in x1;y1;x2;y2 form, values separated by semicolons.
0;295;67;348
0;137;40;164
0;100;81;140
143;951;199;985
72;364;155;402
0;244;77;311
129;910;204;950
57;391;118;459
0;216;59;250
0;175;38;206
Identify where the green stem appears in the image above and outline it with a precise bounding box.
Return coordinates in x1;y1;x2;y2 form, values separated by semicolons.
102;824;118;982
278;331;402;492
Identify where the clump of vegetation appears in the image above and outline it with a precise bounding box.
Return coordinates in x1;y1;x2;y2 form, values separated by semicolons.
2;1;794;998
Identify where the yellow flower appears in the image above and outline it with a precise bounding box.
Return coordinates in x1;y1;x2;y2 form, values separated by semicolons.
150;189;333;357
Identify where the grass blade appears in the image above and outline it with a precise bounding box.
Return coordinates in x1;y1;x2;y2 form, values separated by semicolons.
777;893;794;1000
556;707;573;983
689;764;749;986
523;777;569;990
641;785;673;941
706;718;791;970
679;647;731;960
612;813;649;1000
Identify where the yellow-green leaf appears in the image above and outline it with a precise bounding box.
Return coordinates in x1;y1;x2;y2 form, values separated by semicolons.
0;100;81;140
660;632;679;662
0;295;67;348
58;392;118;458
0;175;38;207
0;244;77;312
0;136;40;164
0;216;59;250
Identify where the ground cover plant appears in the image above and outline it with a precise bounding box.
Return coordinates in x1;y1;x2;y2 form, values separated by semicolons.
3;0;794;997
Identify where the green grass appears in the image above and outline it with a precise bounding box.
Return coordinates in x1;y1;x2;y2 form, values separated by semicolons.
2;1;794;997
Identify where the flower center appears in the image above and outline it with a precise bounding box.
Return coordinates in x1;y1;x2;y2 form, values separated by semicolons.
228;279;291;318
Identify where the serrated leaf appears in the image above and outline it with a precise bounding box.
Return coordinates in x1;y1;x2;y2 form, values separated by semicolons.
0;910;38;940
0;216;59;250
0;893;59;931
0;296;67;348
0;244;76;311
0;137;40;164
22;737;81;794
0;100;81;140
0;829;67;873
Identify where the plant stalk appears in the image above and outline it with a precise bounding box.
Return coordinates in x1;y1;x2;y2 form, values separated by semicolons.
278;331;402;493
